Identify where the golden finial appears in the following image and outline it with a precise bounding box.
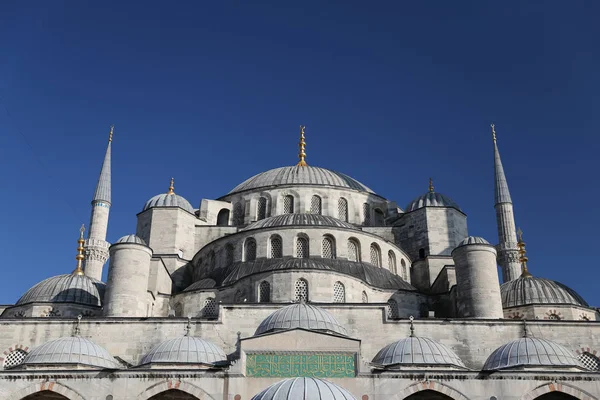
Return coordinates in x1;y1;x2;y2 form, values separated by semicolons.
429;177;434;193
167;177;175;195
491;123;497;143
516;227;532;278
72;225;85;276
108;125;114;143
297;125;307;167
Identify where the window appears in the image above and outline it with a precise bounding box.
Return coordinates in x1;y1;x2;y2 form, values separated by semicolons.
338;198;348;222
388;251;397;274
362;291;368;303
294;279;308;302
386;299;399;319
216;208;230;226
322;236;335;259
579;352;600;371
374;208;385;226
362;203;371;226
270;235;282;258
547;313;561;320
370;243;381;267
202;297;218;318
3;349;27;369
347;239;360;262
258;281;271;303
296;237;309;258
333;281;345;303
283;195;294;214
233;202;244;225
310;195;322;215
244;238;257;261
401;259;408;280
225;244;234;265
257;197;267;220
419;248;426;259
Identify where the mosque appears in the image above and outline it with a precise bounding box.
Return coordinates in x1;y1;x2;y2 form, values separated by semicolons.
0;124;598;400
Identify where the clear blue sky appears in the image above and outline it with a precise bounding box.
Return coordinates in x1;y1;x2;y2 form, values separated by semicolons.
0;2;598;305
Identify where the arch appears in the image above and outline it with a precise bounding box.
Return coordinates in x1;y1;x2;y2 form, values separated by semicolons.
397;381;469;400
521;381;598;400
216;208;230;226
310;195;322;215
338;197;348;222
333;281;345;303
258;281;271;303
21;392;70;400
0;344;29;370
322;235;336;259
374;208;385;226
269;235;283;258
202;297;218;319
418;248;426;259
578;351;600;371
232;202;244;225
401;258;407;280
257;196;267;220
283;194;294;214
362;202;371;226
7;381;86;400
388;250;397;274
347;238;360;262
137;379;216;400
149;390;199;399
244;237;257;261
296;236;309;258
370;243;381;267
294;278;308;302
362;291;368;303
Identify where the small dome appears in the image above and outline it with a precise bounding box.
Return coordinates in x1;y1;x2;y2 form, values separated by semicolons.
457;236;490;246
116;234;146;245
483;337;582;371
372;337;466;369
140;336;227;366
255;303;347;337
405;192;461;212
251;377;356;400
501;277;588;308
143;193;194;214
17;274;103;307
228;165;375;195
22;337;119;369
244;214;357;231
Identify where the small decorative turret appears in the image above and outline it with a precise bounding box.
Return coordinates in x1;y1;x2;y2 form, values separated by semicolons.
297;125;307;167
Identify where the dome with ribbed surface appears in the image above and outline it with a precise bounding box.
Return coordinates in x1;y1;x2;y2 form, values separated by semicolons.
143;193;194;214
228;166;375;195
405;192;461;212
501;277;588;308
22;337;119;369
244;214;357;231
255;303;347;336
16;274;103;307
116;234;146;245
140;336;227;366
483;337;582;371
251;377;356;400
372;337;466;369
457;236;490;246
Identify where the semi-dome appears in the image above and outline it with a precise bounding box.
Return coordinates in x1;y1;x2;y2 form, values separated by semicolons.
244;214;357;231
115;234;146;245
227;166;375;195
483;337;582;371
140;336;227;366
372;337;466;369
255;303;347;337
21;337;120;369
405;191;461;212
501;277;588;308
457;236;490;246
251;377;356;400
16;274;103;307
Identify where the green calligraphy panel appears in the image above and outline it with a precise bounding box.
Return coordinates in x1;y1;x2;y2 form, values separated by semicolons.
246;353;356;378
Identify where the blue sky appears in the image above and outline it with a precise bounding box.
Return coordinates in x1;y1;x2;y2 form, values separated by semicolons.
0;1;598;305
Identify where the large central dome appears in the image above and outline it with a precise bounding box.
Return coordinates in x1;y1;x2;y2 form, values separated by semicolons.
227;166;375;195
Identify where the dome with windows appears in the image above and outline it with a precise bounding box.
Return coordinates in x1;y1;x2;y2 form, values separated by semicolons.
16;274;104;307
115;234;147;245
501;276;588;308
372;336;466;369
405;191;461;212
483;337;582;371
21;337;120;369
251;377;356;400
244;214;358;231
139;336;228;366
255;303;347;336
227;165;375;195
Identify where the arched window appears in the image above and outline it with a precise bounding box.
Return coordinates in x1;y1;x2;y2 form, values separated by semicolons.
322;236;335;259
347;239;360;262
579;352;600;371
296;237;309;258
283;195;294;214
338;198;348;222
310;195;322;215
370;243;381;267
258;281;271;303
386;299;399;319
294;279;308;302
361;291;368;303
362;203;371;226
270;235;282;258
257;197;267;220
216;208;230;226
3;349;27;369
225;244;234;265
333;281;345;303
244;238;257;261
401;258;408;280
374;208;385;226
547;313;561;320
418;248;426;259
202;297;218;319
388;251;397;274
233;202;244;225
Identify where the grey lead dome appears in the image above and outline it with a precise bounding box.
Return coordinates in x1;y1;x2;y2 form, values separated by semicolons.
255;303;347;336
457;236;490;246
140;336;227;366
251;377;356;400
143;193;194;214
22;337;120;369
116;234;147;245
372;337;466;369
17;274;104;307
405;192;461;212
500;277;588;308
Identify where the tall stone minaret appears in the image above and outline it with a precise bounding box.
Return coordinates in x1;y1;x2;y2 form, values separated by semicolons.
492;124;521;282
84;126;113;281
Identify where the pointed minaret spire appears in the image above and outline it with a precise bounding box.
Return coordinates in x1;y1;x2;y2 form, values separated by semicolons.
93;125;113;204
491;124;521;282
72;225;86;276
297;125;307;167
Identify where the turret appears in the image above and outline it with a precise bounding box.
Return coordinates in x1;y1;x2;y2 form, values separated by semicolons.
452;236;503;318
84;126;113;281
492;124;521;282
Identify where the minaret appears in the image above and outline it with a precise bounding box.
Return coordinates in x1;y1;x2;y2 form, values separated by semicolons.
492;123;521;282
84;125;113;281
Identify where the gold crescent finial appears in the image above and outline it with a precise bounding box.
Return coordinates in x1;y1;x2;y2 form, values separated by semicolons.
516;227;532;278
491;123;496;143
72;224;85;276
297;125;307;167
168;177;175;195
429;177;434;193
108;125;114;143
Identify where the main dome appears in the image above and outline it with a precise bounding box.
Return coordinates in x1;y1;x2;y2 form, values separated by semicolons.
227;166;375;195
